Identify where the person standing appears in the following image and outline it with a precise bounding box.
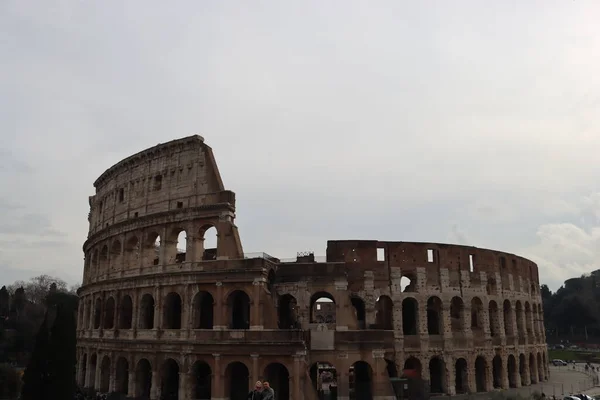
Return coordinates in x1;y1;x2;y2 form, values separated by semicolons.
248;381;263;400
262;381;275;400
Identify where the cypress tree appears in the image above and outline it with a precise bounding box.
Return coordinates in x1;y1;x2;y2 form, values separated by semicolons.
20;313;50;400
48;301;77;400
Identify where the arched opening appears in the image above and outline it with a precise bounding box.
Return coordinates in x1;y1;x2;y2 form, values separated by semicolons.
386;359;398;378
143;232;161;266
429;357;445;394
507;354;517;388
118;295;133;329
475;356;487;392
192;361;212;400
537;353;543;382
93;298;102;329
278;294;298;329
403;357;422;379
529;353;537;384
139;294;155;329
402;298;418;335
455;358;468;394
450;297;465;332
492;355;503;389
89;354;97;388
400;274;416;292
486;277;497;295
525;302;533;337
175;230;187;263
375;295;394;330
503;300;514;336
426;296;443;335
160;358;179;400
471;297;484;332
124;236;140;269
201;226;218;261
542;351;547;378
350;361;373;400
80;354;87;387
99;245;108;274
103;297;115;329
227;290;251;329
100;355;110;393
519;354;526;386
225;362;249;400
91;250;99;278
110;240;122;272
489;301;500;337
192;291;214;329
310;292;336;324
515;301;524;336
350;296;366;329
310;362;337;399
85;299;92;329
163;292;182;329
267;269;276;293
264;363;290;400
115;357;129;395
135;359;152;399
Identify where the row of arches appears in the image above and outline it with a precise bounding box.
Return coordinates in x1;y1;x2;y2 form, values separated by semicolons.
84;226;219;282
80;353;291;400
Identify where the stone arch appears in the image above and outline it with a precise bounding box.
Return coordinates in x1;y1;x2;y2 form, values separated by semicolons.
519;353;526;386
350;295;366;329
267;269;276;293
403;357;422;379
503;300;514;335
124;236;140;269
110;239;122;271
471;297;484;331
455;358;468;394
278;294;298;329
199;225;218;261
225;361;249;399
542;351;547;378
103;296;115;329
450;297;465;332
525;302;533;336
532;305;539;337
401;273;417;292
89;353;98;388
429;357;446;394
375;295;393;330
310;291;336;324
351;361;373;400
474;356;487;392
144;231;161;266
515;301;524;336
309;362;337;394
91;249;99;277
163;292;182;329
486;277;497;295
135;358;152;399
192;291;214;329
99;245;109;274
227;290;251;329
100;355;110;393
264;362;290;400
402;298;418;335
160;358;180;400
171;228;188;263
426;296;443;335
93;298;102;329
529;353;537;383
191;360;212;400
115;357;129;395
507;354;518;388
488;300;500;337
118;295;133;329
80;353;88;386
139;293;155;329
537;353;543;382
492;355;503;388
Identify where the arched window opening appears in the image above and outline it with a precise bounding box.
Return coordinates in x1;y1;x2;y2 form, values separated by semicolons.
267;269;276;293
400;275;416;292
278;294;298;329
163;292;182;329
450;297;465;332
100;356;110;393
525;302;533;336
139;294;155;329
115;357;129;395
192;361;212;400
385;360;398;378
375;295;394;330
508;355;517;388
264;363;290;400
471;297;484;332
529;353;537;384
124;236;140;269
80;354;87;387
350;361;373;400
201;226;218;261
455;358;468;394
99;246;108;274
426;297;442;335
226;362;249;400
403;357;422;379
537;353;543;382
85;299;92;329
475;357;487;392
519;354;527;386
160;358;179;400
135;359;152;399
489;301;500;337
309;362;337;399
175;230;187;263
429;357;445;394
118;295;133;329
503;300;514;336
542;351;548;379
192;291;214;329
486;277;497;295
350;296;366;329
93;299;102;329
228;290;250;329
492;355;503;389
91;250;99;277
103;297;115;329
153;235;161;265
515;301;524;336
310;292;335;324
110;240;122;272
402;298;418;335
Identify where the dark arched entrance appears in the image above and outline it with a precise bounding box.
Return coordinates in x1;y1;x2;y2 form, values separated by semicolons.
160;358;179;400
226;362;249;399
264;363;290;400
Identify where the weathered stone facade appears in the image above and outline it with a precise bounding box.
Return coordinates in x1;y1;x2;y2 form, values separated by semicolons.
76;135;548;400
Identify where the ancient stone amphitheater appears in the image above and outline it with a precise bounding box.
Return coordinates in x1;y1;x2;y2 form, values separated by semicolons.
76;135;548;400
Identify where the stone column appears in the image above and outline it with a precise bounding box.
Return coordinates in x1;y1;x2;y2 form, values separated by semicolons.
337;354;350;400
251;354;259;385
523;356;531;386
151;370;160;399
84;355;92;387
159;226;168;270
251;278;264;330
214;282;226;329
109;354;116;392
179;372;191;400
154;285;161;330
293;355;301;400
445;356;456;395
501;357;509;389
94;356;102;391
127;368;135;397
132;289;139;336
212;354;223;399
335;279;349;330
372;350;395;398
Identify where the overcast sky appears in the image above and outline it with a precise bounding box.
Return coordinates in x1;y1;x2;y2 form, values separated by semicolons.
1;1;600;291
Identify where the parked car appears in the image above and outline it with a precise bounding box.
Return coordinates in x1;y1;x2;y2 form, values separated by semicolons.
553;359;568;366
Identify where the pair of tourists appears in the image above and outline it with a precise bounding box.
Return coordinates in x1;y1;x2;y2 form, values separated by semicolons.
248;380;275;400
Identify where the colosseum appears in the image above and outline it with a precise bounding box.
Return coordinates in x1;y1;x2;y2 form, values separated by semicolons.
76;135;549;400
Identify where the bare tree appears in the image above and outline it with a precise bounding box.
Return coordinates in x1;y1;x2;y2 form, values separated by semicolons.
7;275;69;305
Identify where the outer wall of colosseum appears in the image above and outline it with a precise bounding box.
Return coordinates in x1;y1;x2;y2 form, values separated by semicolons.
76;135;549;400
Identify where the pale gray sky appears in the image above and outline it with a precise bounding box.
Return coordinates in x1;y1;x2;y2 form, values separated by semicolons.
1;1;600;291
